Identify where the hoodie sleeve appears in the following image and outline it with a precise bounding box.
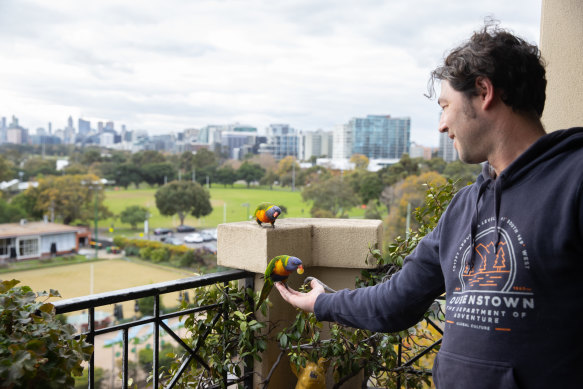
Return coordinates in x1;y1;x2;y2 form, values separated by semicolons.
314;223;445;333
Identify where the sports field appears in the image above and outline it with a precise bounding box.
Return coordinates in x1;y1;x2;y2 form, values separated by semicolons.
101;185;366;234
3;258;195;319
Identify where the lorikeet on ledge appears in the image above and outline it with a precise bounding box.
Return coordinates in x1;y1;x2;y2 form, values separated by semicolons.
256;255;304;311
254;202;282;228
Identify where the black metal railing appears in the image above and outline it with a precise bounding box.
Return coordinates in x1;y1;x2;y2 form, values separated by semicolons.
54;269;255;389
394;297;445;388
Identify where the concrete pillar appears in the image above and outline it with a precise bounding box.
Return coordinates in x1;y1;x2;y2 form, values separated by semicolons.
540;0;583;131
217;218;382;388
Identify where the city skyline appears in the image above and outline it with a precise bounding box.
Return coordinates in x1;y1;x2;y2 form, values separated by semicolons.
0;0;541;147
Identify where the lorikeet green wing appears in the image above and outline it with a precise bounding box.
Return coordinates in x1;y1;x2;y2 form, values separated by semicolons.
255;255;304;311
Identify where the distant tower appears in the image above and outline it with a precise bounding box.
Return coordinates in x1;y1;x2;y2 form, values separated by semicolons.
439;131;458;162
78;118;91;137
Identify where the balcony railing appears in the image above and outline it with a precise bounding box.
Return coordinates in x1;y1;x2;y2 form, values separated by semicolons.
54;269;255;389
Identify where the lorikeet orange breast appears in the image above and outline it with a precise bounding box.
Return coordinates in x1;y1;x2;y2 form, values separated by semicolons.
254;203;282;227
255;255;304;311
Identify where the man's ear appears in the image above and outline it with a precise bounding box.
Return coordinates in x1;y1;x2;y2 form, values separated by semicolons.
475;76;496;110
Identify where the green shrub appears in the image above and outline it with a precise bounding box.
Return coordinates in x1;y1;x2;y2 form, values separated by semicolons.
113;236;128;248
150;247;170;263
0;279;93;388
124;246;140;257
139;247;153;261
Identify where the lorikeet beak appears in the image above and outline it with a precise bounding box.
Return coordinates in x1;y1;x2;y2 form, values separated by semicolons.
297;265;304;274
273;211;279;218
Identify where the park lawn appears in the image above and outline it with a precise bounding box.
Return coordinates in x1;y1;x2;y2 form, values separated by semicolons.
3;259;195;319
102;185;367;234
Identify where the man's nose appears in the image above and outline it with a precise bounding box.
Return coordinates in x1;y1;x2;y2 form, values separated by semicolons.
438;113;448;133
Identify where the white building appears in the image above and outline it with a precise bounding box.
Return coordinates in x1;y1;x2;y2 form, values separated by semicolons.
0;221;89;261
332;123;352;159
439;131;458;162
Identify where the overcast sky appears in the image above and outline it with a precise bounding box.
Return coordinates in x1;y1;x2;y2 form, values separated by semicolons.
0;0;542;147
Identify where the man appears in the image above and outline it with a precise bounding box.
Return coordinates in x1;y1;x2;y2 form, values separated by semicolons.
276;22;583;388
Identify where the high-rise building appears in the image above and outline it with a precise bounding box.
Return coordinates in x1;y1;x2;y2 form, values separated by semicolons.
350;115;410;159
438;131;458;162
332;123;352;159
300;129;333;161
335;115;410;159
0;117;6;143
78;118;91;137
262;124;299;161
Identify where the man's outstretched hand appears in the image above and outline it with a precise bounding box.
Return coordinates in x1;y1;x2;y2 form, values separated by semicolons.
274;279;325;313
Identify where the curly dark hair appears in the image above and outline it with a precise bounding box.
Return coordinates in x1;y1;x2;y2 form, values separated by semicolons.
428;20;546;118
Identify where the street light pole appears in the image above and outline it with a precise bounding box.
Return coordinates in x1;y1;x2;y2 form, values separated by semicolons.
93;186;99;259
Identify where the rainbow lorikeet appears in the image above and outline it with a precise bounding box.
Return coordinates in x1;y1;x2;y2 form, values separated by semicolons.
256;255;304;311
254;203;282;228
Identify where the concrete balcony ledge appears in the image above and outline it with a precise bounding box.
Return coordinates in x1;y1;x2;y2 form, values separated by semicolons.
217;218;383;272
217;218;383;388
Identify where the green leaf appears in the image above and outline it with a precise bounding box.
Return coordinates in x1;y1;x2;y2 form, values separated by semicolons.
280;334;288;349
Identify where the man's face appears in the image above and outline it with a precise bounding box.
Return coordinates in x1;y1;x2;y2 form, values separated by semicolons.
437;80;489;164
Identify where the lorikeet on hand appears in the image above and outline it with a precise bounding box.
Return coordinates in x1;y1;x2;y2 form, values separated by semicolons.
254;202;282;228
256;255;304;311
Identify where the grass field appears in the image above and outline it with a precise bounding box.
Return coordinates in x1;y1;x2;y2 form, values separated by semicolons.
3;258;195;318
101;184;367;235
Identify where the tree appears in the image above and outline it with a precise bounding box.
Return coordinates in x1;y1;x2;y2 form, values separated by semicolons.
383;171;446;242
80;148;103;165
378;154;420;187
0;198;26;223
120;205;149;230
443;161;482;188
155;181;212;226
131;150;166;166
192;148;218;169
0;155;15;181
22;157;57;179
10;190;44;220
358;172;384;204
301;175;360;217
420;157;447;174
237;161;265;188
62;162;88;175
259;170;279;189
350;154;369;170
248;154;277;172
32;174;112;225
142;162;175;187
215;165;237;187
276;156;300;188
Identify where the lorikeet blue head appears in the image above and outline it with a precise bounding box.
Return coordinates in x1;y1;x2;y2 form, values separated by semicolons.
265;205;282;222
285;256;304;274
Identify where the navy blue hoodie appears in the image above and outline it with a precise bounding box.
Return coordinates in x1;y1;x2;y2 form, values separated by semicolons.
315;128;583;388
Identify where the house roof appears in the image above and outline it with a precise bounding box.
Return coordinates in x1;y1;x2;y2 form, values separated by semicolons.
0;222;86;239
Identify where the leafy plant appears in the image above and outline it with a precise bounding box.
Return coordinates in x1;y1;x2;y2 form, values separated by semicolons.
159;281;267;388
0;279;93;388
276;179;458;388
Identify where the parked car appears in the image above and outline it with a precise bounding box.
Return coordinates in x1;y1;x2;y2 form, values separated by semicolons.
154;228;172;235
200;231;214;242
176;225;196;233
165;237;184;246
184;233;204;243
204;228;218;240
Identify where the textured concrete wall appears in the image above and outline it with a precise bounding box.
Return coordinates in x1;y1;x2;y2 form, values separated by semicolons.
540;0;583;131
217;218;383;388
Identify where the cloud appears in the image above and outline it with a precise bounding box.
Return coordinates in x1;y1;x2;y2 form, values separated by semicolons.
0;0;541;146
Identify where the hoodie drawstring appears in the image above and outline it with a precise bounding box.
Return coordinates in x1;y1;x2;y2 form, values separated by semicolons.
468;172;503;270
